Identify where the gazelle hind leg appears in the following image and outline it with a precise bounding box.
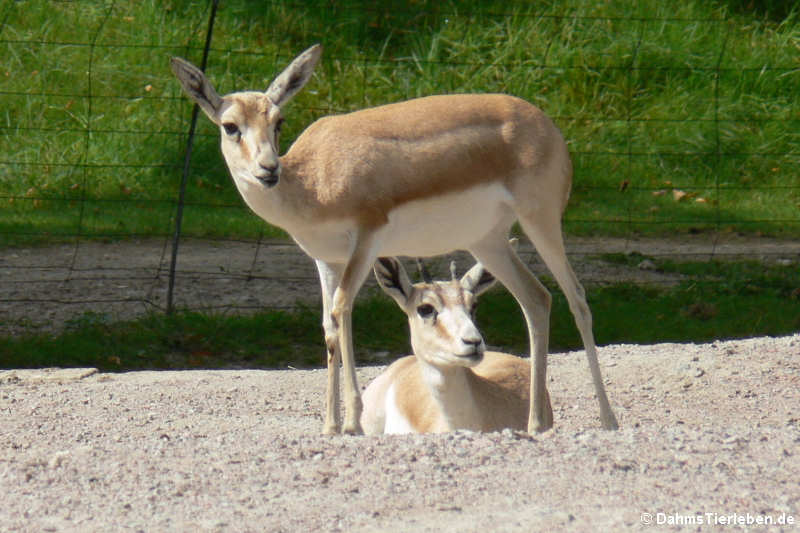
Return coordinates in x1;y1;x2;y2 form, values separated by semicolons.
469;236;554;433
521;220;619;430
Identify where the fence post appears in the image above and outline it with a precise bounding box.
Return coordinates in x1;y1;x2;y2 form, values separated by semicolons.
167;0;220;314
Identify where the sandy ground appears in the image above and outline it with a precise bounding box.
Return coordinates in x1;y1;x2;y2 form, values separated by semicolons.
2;236;799;531
1;333;799;532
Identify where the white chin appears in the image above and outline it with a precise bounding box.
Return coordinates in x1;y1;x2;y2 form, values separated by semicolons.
435;351;482;368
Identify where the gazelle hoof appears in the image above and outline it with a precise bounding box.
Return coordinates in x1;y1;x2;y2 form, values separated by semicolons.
527;416;553;434
342;421;364;435
322;423;341;435
602;415;620;431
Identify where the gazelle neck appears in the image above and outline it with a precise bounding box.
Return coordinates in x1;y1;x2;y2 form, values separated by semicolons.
418;359;483;431
226;153;316;233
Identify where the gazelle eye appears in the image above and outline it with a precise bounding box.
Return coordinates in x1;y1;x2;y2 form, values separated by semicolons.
222;123;240;137
417;304;436;319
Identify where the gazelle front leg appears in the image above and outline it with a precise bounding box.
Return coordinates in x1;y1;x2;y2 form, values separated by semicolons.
328;227;382;435
316;260;345;435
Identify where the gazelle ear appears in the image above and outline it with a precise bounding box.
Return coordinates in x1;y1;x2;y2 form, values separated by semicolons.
266;44;322;108
460;261;496;296
170;57;224;123
374;257;413;307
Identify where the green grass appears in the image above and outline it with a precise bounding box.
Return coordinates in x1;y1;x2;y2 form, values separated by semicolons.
480;257;800;352
3;259;798;371
1;0;799;244
0;297;410;371
0;2;798;367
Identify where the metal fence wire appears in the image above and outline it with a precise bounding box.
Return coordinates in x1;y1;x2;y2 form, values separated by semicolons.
0;1;798;335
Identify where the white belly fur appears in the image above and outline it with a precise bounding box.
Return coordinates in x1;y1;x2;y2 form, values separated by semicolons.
293;183;515;263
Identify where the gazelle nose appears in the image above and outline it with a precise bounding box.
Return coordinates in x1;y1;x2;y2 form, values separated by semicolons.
459;335;484;361
462;337;482;347
260;162;277;172
255;163;280;187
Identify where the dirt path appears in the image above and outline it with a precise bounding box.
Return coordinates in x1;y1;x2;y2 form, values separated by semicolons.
3;234;798;335
2;334;799;532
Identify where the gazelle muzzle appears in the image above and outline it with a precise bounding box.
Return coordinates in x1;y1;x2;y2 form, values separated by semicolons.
254;163;280;187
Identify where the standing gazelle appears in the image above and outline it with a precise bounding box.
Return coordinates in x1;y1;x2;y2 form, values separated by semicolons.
170;44;618;435
361;255;545;434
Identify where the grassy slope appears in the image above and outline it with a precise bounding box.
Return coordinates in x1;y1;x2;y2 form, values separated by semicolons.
0;1;798;368
0;0;798;243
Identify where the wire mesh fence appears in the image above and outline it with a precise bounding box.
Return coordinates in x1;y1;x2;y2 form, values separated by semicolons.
1;1;798;335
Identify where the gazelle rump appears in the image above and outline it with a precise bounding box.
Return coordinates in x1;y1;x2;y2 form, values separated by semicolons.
170;44;618;435
361;255;548;434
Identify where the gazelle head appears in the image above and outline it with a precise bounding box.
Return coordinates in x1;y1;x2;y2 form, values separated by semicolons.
374;257;497;370
170;44;322;189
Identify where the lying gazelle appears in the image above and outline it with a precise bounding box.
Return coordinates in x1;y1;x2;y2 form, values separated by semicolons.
361;254;550;434
170;44;618;435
